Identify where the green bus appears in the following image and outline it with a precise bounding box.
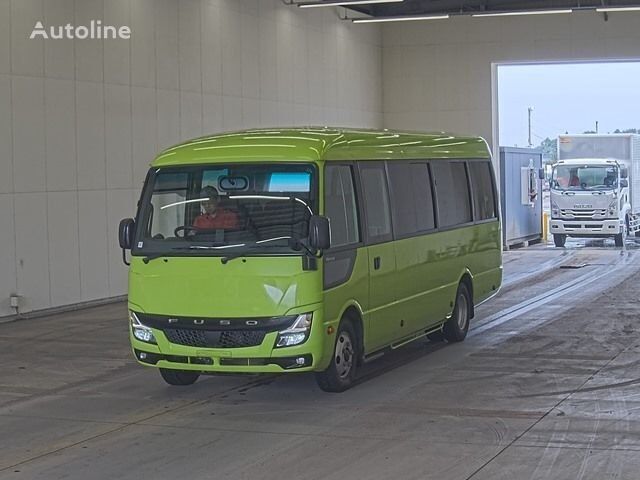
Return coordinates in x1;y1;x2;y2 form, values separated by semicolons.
119;128;502;392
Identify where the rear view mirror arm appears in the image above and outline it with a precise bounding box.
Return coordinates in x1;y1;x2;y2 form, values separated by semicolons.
122;249;130;266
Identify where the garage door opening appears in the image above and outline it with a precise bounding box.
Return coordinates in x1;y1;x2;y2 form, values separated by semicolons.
496;61;640;159
494;60;640;249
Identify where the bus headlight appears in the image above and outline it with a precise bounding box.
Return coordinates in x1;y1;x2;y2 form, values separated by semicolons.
275;313;313;348
129;311;157;344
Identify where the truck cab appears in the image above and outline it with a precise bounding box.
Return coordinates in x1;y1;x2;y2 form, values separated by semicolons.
549;158;630;247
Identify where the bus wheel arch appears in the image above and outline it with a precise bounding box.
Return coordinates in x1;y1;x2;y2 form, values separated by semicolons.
342;305;364;364
459;272;474;319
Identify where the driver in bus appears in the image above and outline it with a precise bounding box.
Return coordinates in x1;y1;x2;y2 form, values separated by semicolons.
193;186;239;230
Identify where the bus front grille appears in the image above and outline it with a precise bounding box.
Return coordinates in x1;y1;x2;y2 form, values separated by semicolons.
164;328;267;348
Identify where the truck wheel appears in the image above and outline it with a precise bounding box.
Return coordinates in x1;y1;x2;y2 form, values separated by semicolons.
553;234;566;247
443;283;472;343
614;233;624;247
316;320;358;392
160;368;200;386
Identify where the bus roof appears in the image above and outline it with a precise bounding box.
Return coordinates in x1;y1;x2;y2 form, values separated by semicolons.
151;127;490;167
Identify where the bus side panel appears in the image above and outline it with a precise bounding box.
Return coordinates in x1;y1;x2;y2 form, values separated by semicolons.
393;221;502;335
393;234;448;334
467;220;503;304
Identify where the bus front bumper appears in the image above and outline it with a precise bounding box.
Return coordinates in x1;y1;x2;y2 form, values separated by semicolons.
550;218;623;236
132;346;318;373
129;308;334;374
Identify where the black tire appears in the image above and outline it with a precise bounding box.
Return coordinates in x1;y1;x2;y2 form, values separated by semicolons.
159;368;200;386
614;233;624;247
443;283;472;343
316;320;358;393
553;234;566;247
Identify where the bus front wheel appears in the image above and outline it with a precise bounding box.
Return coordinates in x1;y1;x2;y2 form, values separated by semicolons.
316;320;358;393
443;283;471;343
160;368;200;386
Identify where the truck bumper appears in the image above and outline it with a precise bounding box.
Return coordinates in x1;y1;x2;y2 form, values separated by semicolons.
550;218;623;236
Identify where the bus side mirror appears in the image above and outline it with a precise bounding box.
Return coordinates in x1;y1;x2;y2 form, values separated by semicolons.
119;218;136;250
621;167;629;179
620;179;629;188
538;168;545;180
309;215;330;251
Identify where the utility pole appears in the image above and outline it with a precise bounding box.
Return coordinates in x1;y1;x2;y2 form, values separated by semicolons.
595;121;599;133
528;107;533;148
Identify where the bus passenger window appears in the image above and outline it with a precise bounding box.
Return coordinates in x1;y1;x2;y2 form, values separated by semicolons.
431;162;472;228
387;161;435;236
360;163;392;242
325;165;359;248
468;162;497;220
410;163;435;231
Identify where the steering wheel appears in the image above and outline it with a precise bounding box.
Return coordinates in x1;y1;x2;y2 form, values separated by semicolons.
174;225;200;238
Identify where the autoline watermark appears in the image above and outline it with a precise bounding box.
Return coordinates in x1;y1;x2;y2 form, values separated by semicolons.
30;20;131;40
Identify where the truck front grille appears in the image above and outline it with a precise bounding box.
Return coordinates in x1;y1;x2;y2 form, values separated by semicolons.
561;208;607;219
164;329;267;348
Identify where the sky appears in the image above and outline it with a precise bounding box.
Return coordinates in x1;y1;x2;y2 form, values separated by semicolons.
498;62;640;148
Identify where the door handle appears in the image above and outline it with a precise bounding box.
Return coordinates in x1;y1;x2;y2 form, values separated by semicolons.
373;256;381;270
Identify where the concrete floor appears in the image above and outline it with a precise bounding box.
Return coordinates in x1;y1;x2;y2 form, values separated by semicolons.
0;243;639;479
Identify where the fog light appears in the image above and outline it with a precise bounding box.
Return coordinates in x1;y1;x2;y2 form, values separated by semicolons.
295;357;306;365
139;352;147;360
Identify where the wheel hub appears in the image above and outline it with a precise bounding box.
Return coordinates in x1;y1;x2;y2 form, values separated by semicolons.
335;332;354;379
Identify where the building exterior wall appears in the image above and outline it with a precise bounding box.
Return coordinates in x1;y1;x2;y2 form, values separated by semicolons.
0;0;382;316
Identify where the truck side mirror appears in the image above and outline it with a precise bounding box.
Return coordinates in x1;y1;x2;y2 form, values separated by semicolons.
620;179;629;188
621;167;629;179
119;218;136;250
538;168;545;180
308;215;330;251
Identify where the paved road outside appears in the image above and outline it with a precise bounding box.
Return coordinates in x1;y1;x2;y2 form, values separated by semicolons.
0;242;638;480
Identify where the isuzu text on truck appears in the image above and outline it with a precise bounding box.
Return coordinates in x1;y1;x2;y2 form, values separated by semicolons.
549;134;640;247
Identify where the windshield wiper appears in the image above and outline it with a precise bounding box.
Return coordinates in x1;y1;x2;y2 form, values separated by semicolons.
220;237;295;264
142;244;241;263
142;247;195;264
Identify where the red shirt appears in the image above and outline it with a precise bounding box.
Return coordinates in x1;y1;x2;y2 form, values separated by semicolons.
193;209;239;230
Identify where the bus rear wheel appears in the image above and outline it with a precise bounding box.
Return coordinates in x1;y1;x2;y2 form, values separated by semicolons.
160;368;200;386
443;283;471;343
553;234;566;247
316;320;358;393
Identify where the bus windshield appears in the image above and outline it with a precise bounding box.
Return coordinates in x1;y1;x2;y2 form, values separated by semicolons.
551;165;618;191
133;163;316;257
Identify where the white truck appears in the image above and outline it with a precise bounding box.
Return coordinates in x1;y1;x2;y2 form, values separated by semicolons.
549;134;640;247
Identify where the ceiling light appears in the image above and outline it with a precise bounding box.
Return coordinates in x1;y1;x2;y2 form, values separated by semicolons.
472;9;573;17
352;14;450;23
596;6;640;12
298;0;403;8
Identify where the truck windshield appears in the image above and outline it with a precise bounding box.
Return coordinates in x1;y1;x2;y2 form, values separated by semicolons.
133;164;316;257
551;165;618;191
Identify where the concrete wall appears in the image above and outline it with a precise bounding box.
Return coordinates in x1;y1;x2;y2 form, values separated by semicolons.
382;10;640;149
0;0;382;317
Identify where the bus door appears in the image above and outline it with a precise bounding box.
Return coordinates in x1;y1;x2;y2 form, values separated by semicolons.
358;162;399;350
